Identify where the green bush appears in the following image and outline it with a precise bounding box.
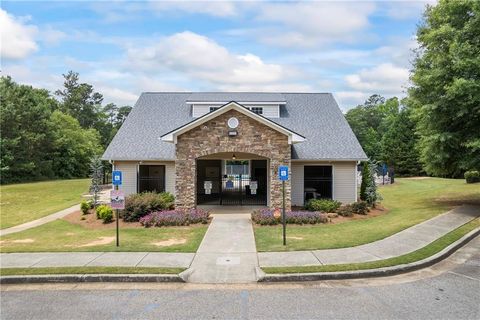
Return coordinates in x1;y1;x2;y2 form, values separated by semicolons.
80;201;90;215
96;204;113;223
351;201;369;215
337;205;354;217
465;171;480;184
305;199;341;212
122;192;175;222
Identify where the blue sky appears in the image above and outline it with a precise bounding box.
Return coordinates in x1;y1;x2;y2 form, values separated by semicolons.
1;0;435;110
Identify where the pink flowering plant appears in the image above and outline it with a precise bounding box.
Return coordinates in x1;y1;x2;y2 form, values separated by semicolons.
140;208;210;227
252;209;327;225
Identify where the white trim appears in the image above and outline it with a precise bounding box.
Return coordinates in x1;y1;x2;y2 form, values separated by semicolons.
332;164;335;200
354;162;359;201
187;101;285;105
161;101;305;144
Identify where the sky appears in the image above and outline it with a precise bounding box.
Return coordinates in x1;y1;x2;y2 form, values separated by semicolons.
1;0;435;111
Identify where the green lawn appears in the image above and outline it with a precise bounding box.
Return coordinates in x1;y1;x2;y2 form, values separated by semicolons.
263;218;479;274
0;179;90;229
255;178;480;252
0;219;208;253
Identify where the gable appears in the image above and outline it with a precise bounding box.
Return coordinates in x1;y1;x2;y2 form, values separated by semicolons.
161;101;305;144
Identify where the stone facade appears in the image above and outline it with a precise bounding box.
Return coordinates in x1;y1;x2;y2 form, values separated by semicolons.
175;109;291;209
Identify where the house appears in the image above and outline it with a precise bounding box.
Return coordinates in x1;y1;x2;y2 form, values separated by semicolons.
102;92;367;209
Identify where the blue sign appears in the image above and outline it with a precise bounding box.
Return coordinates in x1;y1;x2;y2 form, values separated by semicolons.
225;180;234;189
278;166;289;181
382;164;388;176
112;170;122;186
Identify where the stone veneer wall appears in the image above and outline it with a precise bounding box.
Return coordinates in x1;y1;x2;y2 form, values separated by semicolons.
175;109;291;209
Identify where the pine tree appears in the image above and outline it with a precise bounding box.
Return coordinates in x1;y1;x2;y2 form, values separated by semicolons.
89;156;103;208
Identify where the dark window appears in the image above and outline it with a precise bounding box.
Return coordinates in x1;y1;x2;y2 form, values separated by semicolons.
304;166;332;202
251;107;263;115
210;107;219;112
138;165;165;193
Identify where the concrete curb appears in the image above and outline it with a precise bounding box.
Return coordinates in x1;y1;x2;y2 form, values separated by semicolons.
0;274;184;284
258;227;480;282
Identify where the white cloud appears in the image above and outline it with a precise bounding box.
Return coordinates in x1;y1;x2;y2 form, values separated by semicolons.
334;91;372;111
385;0;436;20
150;0;238;17
0;9;38;59
126;31;303;89
255;2;376;47
345;63;409;95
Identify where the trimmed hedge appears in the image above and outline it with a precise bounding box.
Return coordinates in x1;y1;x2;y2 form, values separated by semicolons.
305;199;341;212
465;170;480;184
252;209;328;225
122;192;175;222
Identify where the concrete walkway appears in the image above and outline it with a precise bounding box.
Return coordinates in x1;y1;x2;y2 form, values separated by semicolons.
186;214;259;283
258;204;479;267
0;252;194;269
0;204;80;237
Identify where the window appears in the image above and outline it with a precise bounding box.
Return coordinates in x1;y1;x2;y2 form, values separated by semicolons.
225;160;249;177
210;107;219;112
138;165;165;193
251;107;263;115
304;166;332;201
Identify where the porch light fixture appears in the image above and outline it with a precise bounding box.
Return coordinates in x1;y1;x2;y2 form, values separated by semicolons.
232;153;236;160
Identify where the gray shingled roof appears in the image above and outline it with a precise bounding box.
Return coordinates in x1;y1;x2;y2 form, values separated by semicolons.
102;92;367;161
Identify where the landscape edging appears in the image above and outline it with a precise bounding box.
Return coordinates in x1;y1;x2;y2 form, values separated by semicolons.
258;227;480;282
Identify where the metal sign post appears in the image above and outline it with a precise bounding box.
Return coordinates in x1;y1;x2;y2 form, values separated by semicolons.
278;166;289;246
112;170;123;247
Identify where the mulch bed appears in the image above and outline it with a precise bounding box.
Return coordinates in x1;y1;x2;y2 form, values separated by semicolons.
62;210;143;229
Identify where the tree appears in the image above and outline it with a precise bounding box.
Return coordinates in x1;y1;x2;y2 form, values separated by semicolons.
55;71;103;129
360;161;381;207
408;0;480;177
381;106;423;176
0;76;57;183
89;156;103;208
49;111;102;178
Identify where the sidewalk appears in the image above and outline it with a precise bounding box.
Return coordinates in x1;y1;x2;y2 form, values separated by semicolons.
186;213;258;283
0;204;80;237
258;204;479;267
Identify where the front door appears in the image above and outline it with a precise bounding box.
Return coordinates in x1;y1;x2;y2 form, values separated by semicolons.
196;159;267;205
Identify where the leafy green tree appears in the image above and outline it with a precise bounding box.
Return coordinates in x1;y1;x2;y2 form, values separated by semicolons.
55;71;103;129
0;76;57;183
408;0;480;177
381;106;423;176
359;161;371;201
49;111;102;178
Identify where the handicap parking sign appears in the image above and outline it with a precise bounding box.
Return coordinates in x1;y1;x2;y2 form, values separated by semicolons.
278;166;289;181
112;170;122;186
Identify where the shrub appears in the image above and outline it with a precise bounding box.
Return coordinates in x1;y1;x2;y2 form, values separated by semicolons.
139;209;210;227
122;192;175;222
337;205;354;217
351;201;369;215
96;204;114;223
305;199;341;212
251;209;328;225
465;170;480;184
80;201;90;215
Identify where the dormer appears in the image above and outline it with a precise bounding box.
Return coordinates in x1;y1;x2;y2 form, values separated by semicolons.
189;101;284;118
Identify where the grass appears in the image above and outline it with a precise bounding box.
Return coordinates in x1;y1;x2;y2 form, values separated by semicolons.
263;218;479;274
0;266;184;276
255;178;480;252
0;179;90;229
0;219;208;253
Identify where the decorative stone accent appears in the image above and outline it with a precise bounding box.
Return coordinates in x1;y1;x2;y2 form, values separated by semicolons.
175;109;291;209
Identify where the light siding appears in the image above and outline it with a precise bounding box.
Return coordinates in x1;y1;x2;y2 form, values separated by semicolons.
290;161;357;206
192;104;280;118
113;161;175;196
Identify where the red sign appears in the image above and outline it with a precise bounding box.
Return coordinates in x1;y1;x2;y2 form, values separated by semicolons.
110;190;125;209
